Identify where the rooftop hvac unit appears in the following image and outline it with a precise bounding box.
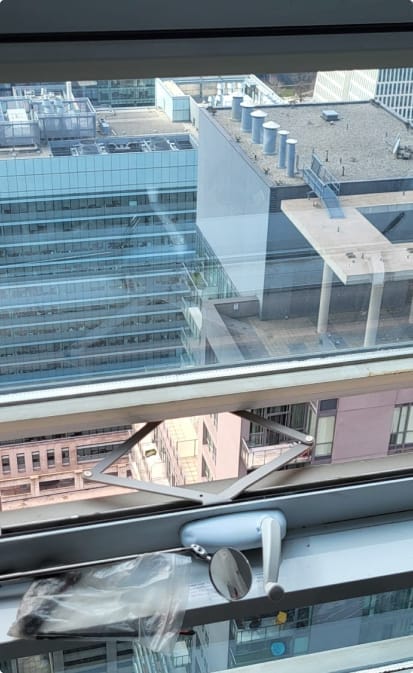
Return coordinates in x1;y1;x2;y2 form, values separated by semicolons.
321;109;339;122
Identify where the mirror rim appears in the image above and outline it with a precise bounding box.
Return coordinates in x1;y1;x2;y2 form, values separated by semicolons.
208;546;253;601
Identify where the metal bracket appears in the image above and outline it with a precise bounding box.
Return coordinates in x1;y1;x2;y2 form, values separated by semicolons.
82;413;314;506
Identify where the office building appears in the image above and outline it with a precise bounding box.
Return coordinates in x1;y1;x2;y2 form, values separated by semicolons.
184;98;413;472
71;80;156;107
0;93;197;392
0;424;138;510
7;80;156;108
194;100;413;361
0;88;198;508
313;69;413;122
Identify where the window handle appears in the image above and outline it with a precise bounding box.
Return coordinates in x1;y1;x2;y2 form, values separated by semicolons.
181;509;287;601
261;513;286;601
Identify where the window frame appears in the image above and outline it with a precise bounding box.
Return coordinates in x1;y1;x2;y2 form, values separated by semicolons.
0;3;413;662
0;348;413;441
1;1;413;81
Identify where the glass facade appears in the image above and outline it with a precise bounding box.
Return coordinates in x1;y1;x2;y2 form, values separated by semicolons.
0;114;198;390
71;80;155;108
0;0;412;668
0;82;412;395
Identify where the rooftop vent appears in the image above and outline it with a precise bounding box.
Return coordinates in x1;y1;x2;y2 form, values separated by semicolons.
321;110;339;122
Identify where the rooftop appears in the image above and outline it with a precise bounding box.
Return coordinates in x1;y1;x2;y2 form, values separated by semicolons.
281;191;413;285
50;134;195;157
214;102;413;186
0;104;195;159
107;106;192;137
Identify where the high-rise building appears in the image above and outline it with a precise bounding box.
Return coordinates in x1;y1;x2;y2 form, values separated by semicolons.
0;93;197;392
8;80;156;108
313;69;413;122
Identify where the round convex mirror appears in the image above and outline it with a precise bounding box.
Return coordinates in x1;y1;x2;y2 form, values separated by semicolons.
209;547;252;601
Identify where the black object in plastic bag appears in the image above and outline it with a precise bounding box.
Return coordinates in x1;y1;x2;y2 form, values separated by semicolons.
9;553;191;653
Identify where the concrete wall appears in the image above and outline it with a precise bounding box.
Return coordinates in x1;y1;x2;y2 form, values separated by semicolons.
213;297;259;319
155;79;190;122
332;389;413;462
197;107;413;327
198;412;246;481
197;108;270;307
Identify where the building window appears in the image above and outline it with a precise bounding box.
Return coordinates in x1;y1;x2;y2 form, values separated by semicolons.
76;443;123;462
313;416;336;459
305;403;337;461
47;450;55;468
389;404;413;453
31;451;40;470
211;413;219;429
39;478;75;491
1;483;31;497
61;448;70;465
202;423;217;463
16;454;26;473
201;456;212;481
1;455;10;474
319;399;338;413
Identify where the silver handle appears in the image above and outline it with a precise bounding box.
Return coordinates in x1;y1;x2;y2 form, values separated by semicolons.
261;513;286;601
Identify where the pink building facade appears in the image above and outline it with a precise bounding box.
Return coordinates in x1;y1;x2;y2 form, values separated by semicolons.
0;426;135;510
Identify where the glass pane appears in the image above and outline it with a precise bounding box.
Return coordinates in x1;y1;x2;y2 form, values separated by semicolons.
314;442;333;457
391;406;401;434
316;416;336;444
2;587;413;672
406;407;413;432
0;74;412;397
1;71;413;511
399;406;409;433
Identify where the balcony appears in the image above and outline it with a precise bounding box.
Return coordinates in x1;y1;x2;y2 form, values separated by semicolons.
240;435;311;471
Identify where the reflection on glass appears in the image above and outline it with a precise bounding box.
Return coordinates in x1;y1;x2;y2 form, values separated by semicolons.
2;587;413;672
0;73;413;510
0;75;412;395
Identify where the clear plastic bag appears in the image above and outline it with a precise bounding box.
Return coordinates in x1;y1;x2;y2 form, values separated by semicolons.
8;552;191;653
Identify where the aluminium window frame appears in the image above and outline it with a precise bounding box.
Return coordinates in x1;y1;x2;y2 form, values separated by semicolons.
1;0;413;80
0;4;413;661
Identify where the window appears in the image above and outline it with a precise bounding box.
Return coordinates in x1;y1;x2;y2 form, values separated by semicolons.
389;404;413;453
47;450;55;468
313;415;336;459
0;4;413;668
31;451;40;470
39;478;75;491
202;423;217;463
1;455;10;474
61;448;70;465
16;454;25;473
201;456;212;481
76;443;123;462
319;399;338;412
1;483;30;497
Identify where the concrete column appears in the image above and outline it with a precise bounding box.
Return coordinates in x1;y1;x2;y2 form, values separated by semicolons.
317;262;333;335
30;475;40;496
409;292;413;324
51;651;65;673
106;642;118;673
74;469;83;490
364;281;384;347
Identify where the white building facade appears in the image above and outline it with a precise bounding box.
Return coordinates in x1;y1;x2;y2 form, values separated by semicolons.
314;69;413;121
